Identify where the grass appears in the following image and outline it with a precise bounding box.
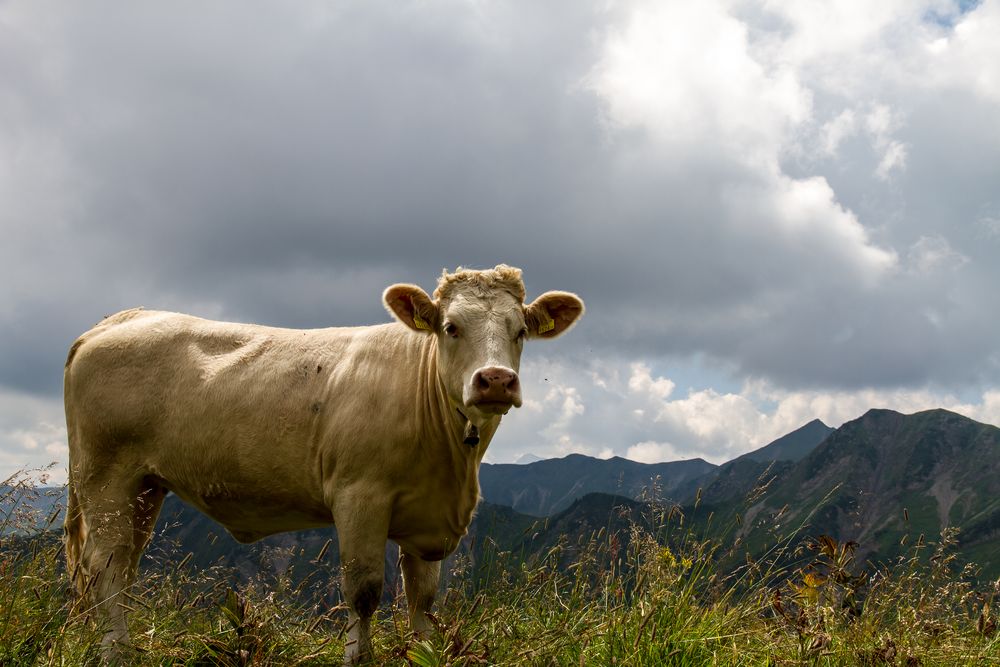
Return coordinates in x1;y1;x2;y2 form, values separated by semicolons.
2;470;999;666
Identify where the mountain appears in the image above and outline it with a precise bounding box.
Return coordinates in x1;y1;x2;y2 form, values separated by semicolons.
719;409;1000;576
478;454;716;516
733;419;833;464
675;419;834;505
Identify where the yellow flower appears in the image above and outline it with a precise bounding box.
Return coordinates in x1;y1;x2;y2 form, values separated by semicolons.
803;572;826;588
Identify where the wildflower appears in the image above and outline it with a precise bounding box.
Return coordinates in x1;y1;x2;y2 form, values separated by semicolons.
658;547;677;568
803;572;826;588
791;570;827;605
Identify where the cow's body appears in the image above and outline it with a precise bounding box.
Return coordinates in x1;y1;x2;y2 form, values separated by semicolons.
63;265;582;664
66;311;488;553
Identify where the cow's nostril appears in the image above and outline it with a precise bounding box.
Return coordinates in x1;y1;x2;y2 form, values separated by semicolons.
476;372;491;390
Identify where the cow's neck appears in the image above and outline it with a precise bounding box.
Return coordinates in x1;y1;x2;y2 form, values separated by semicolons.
421;335;498;483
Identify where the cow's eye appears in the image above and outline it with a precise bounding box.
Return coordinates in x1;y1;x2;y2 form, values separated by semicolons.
444;323;459;338
516;328;528;342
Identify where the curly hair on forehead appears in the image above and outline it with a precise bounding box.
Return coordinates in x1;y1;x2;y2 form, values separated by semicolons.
433;264;526;303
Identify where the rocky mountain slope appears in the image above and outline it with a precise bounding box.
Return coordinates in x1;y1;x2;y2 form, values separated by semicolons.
715;409;1000;575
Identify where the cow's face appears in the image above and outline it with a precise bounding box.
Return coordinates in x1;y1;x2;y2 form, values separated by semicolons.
384;265;584;427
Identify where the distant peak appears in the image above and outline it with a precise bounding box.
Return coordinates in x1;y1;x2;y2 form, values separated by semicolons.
912;407;965;419
863;407;900;415
733;418;834;465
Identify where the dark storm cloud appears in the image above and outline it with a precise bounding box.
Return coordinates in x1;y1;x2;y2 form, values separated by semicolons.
1;0;999;406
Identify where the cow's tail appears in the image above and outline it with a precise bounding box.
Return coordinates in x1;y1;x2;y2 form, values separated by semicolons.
64;327;86;595
63;469;88;596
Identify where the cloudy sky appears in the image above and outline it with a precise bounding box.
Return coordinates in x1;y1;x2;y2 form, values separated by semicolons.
2;0;999;482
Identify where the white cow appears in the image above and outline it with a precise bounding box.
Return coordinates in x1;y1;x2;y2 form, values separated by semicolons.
63;265;583;664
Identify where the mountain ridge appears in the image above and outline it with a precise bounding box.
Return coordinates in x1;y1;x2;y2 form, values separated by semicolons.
478;453;715;516
719;408;1000;575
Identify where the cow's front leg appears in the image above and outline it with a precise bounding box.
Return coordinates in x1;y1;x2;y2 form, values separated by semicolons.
400;551;440;638
335;497;389;666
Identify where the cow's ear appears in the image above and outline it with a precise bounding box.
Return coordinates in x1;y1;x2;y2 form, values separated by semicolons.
525;291;584;339
384;284;440;334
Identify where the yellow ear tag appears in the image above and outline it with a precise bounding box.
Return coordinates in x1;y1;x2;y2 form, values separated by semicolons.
538;315;555;334
412;313;431;331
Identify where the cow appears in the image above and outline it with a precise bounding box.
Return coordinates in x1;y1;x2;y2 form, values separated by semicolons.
63;264;583;664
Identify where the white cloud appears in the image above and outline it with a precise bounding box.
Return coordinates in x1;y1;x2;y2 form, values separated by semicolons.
820;109;858;156
977;214;1000;239
864;104;909;180
0;390;67;484
587;0;897;296
547;385;585;425
493;357;1000;465
907;235;970;274
925;1;1000;103
754;0;944;100
652;388;764;454
875;140;908;180
587;0;811;162
865;103;896;138
626;440;685;464
723;173;898;284
628;362;675;400
762;0;921;64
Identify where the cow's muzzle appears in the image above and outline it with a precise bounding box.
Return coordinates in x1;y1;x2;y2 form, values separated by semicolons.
466;366;522;413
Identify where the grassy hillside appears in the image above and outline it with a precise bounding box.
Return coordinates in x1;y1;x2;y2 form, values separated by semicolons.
3;473;999;666
717;409;1000;578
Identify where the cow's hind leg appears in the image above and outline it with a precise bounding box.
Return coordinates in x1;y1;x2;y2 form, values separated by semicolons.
128;477;167;573
400;551;440;638
73;473;161;655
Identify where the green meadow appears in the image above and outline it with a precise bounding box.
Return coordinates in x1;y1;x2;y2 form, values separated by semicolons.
3;472;999;666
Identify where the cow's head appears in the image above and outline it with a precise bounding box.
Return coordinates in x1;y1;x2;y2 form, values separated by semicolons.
384;265;584;427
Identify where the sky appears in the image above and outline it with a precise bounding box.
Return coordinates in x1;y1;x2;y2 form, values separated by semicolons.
2;0;999;483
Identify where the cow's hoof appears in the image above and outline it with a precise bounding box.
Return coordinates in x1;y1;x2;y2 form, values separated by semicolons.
343;641;375;666
98;636;133;666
